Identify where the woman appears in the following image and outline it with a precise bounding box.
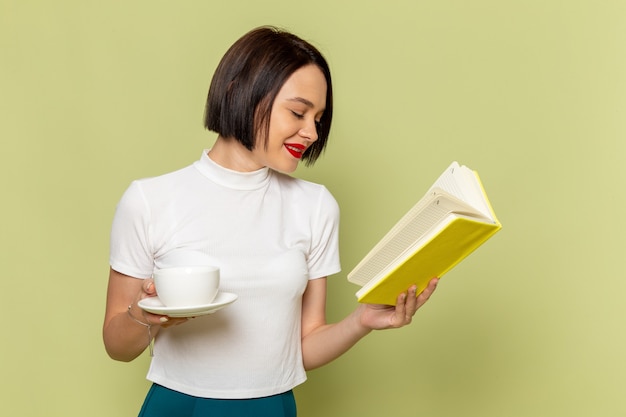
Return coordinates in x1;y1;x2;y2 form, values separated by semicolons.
103;26;438;417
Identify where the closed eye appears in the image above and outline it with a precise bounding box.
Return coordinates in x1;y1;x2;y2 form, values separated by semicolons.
290;109;322;132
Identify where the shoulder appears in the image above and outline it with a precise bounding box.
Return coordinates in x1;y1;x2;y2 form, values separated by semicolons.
114;164;198;217
124;164;197;199
271;171;338;208
134;164;197;190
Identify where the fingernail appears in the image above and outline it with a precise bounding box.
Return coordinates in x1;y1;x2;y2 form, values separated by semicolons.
159;317;169;323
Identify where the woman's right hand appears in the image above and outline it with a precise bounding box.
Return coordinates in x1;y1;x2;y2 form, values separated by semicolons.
103;268;186;361
134;278;188;328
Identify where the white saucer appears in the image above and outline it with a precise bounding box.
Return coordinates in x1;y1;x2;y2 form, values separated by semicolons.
138;292;238;318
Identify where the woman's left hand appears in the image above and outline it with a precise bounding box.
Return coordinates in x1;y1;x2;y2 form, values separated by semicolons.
359;278;439;330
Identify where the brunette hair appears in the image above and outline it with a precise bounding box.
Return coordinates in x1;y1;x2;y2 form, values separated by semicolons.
204;26;333;165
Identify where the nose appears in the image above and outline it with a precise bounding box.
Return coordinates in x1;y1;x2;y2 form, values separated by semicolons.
300;118;319;143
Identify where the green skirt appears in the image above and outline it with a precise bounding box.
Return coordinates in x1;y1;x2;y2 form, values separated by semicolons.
138;384;297;417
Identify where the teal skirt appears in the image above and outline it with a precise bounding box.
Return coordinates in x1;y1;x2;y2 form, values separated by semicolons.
138;384;297;417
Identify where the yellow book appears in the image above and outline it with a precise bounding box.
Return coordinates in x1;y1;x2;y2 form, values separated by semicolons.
347;162;502;305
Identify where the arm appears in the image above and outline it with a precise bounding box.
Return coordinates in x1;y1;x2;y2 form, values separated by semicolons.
102;268;185;362
300;277;439;370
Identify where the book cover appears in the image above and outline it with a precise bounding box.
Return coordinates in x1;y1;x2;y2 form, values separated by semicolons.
347;162;501;305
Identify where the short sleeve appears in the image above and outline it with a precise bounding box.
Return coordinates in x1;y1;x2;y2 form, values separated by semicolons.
307;186;341;280
109;181;154;278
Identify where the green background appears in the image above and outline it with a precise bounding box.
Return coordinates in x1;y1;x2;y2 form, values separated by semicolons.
2;0;625;416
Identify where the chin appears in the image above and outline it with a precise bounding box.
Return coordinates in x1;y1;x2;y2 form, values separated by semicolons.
271;161;299;174
265;152;301;173
275;165;299;174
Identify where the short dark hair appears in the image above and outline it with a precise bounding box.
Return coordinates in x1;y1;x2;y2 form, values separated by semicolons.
204;26;333;166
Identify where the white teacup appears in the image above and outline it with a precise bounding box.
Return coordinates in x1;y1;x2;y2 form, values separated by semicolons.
153;266;220;307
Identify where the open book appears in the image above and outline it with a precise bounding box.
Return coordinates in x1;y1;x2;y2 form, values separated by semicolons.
347;162;501;305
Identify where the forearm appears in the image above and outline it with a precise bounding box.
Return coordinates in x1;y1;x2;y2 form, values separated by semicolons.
301;279;439;370
103;303;160;362
301;305;371;371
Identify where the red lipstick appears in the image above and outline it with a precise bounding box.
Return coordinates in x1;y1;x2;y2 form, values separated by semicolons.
284;143;306;159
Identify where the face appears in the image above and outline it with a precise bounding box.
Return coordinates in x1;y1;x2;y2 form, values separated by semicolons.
252;64;327;173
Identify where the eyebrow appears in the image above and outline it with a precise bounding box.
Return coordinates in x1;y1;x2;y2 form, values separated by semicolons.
287;97;325;113
287;97;315;108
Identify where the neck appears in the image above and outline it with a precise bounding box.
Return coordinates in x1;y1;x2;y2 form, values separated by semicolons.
208;137;263;172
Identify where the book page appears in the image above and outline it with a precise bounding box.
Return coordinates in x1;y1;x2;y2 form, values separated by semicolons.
430;162;493;219
347;193;489;286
